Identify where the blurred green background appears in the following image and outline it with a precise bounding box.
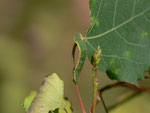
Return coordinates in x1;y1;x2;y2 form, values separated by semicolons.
0;0;150;113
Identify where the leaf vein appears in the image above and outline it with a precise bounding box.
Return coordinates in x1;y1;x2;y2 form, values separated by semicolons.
143;14;150;23
113;0;118;27
115;30;144;47
132;0;136;16
87;6;150;40
87;0;103;35
86;40;145;65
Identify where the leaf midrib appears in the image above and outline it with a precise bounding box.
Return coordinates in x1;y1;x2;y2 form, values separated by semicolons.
86;7;150;40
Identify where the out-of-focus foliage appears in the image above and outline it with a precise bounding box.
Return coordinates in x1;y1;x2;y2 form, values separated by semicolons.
0;0;91;113
27;73;72;113
110;92;150;113
22;91;37;112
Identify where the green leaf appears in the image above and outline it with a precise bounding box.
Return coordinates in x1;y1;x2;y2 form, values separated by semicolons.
27;73;72;113
85;0;150;85
73;33;86;83
22;91;37;112
110;92;150;113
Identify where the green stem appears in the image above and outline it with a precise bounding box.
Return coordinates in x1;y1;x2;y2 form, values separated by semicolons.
91;65;98;113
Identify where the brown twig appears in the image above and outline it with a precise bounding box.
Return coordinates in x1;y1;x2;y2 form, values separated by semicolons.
64;108;69;113
145;75;150;79
96;81;150;113
100;81;150;94
99;93;108;113
107;91;142;111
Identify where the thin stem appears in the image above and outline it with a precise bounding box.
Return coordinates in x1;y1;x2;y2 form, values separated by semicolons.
75;84;86;113
100;82;126;94
100;82;150;94
96;81;150;113
91;65;98;113
64;108;68;113
145;75;150;79
108;91;142;111
99;94;108;113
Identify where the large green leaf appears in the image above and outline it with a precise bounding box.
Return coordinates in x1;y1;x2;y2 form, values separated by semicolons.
22;91;37;112
84;0;150;85
27;73;72;113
